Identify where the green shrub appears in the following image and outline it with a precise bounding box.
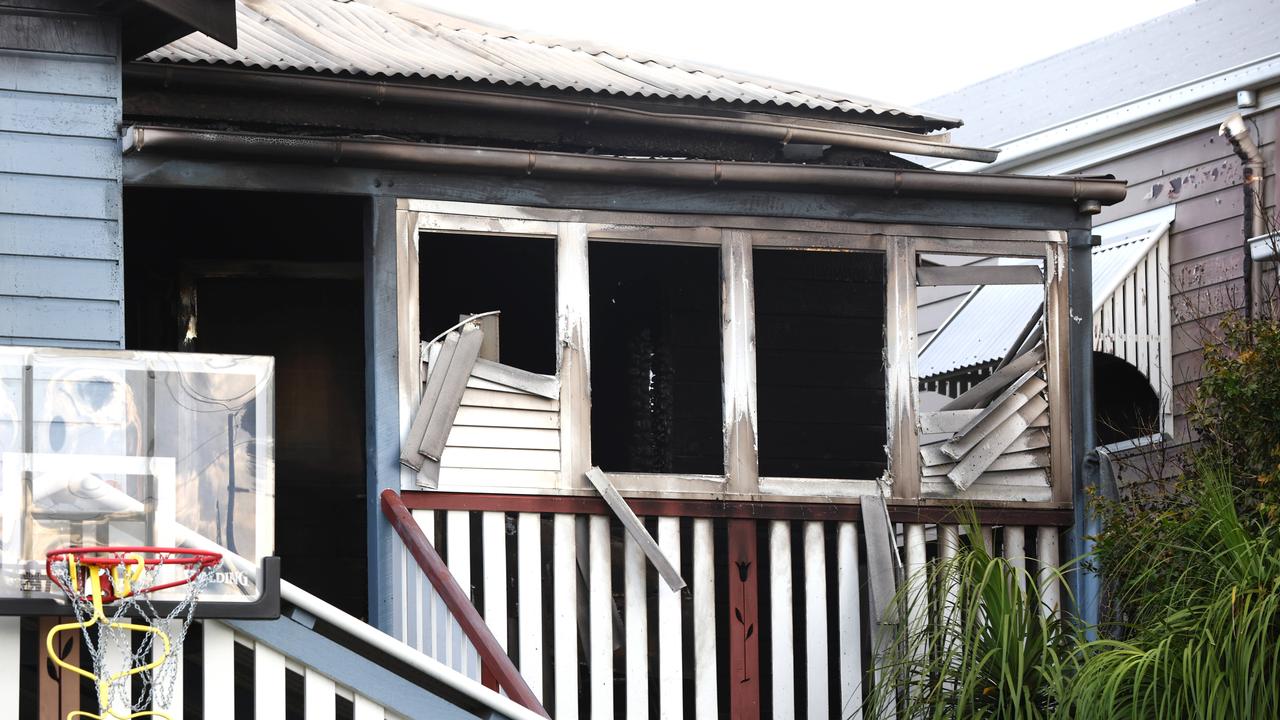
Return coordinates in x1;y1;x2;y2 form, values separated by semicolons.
1190;313;1280;521
865;529;1076;720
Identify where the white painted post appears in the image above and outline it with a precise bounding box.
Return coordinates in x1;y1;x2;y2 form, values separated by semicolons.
693;518;718;719
413;509;438;658
836;522;863;720
1004;526;1027;592
589;515;614;720
254;642;286;718
658;517;683;720
1037;526;1061;617
517;512;544;701
203;622;236;719
483;511;509;651
0;618;19;719
624;531;649;720
905;524;928;713
769;520;795;720
554;513;579;720
447;510;472;676
803;522;828;720
304;668;337;720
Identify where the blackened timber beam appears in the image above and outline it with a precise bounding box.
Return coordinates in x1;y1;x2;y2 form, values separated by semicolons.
397;490;1076;526
123;156;1093;231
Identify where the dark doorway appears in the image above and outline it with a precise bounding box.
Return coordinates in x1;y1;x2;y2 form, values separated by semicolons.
1093;352;1161;446
124;189;369;619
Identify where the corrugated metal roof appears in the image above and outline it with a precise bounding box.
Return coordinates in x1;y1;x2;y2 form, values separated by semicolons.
918;220;1170;378
920;0;1280;148
141;0;957;128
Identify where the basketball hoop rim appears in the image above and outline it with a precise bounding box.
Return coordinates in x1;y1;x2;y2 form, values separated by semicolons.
46;546;222;602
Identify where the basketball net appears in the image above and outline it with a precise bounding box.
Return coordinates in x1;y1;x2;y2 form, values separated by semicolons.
45;548;221;720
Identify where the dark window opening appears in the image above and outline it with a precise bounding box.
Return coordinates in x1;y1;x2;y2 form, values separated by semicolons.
124;189;369;620
420;233;557;375
590;242;722;474
1094;352;1160;445
754;249;887;479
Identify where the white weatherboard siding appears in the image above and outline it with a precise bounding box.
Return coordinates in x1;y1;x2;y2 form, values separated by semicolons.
0;2;123;348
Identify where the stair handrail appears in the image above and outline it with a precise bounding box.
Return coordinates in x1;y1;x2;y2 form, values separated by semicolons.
380;489;550;718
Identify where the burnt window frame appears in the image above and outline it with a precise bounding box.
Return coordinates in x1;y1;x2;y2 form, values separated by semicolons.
398;202;1071;504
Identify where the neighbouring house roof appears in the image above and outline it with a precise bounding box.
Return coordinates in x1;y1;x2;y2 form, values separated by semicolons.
141;0;958;131
919;216;1173;379
922;0;1280;150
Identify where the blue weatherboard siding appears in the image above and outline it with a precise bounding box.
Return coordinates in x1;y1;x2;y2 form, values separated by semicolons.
0;1;123;348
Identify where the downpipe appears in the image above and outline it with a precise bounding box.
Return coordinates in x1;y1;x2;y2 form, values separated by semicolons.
1220;113;1267;318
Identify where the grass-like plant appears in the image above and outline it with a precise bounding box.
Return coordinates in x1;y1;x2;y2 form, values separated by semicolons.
1068;459;1280;719
863;527;1076;720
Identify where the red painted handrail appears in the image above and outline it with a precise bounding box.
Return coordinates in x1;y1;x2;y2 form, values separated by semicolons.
380;489;549;718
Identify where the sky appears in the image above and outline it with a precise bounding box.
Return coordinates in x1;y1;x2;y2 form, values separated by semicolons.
418;0;1194;105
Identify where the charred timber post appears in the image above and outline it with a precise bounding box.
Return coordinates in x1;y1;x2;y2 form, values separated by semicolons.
122;126;1127;210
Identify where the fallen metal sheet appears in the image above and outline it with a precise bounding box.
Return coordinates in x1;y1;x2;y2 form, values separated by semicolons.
585;467;686;592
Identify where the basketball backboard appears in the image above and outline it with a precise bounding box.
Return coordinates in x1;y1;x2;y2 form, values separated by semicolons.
0;346;278;616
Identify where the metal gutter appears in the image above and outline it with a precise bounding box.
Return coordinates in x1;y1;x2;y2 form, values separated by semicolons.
121;125;1126;207
124;63;998;163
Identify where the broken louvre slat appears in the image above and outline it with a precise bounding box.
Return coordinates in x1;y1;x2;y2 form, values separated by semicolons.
915;264;1043;287
472;358;559;399
584;467;686;592
419;328;485;462
918;408;983;435
921;449;1050;477
940;375;1047;461
459;387;558;411
950;364;1044;440
947;395;1049;490
401;331;462;472
919;426;1048;467
941;344;1045;411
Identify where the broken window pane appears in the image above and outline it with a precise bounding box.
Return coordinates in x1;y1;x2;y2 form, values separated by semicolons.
590;242;722;474
419;233;557;375
753;249;887;479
